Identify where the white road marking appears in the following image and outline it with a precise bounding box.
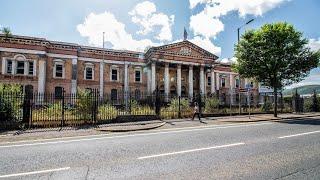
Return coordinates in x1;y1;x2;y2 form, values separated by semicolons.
0;167;70;178
0;123;271;148
278;130;320;139
138;142;245;159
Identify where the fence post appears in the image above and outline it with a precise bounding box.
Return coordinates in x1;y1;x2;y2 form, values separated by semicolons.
61;90;65;128
178;96;181;118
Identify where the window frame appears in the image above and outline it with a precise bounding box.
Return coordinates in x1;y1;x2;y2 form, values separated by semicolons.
16;61;25;75
2;55;36;76
110;65;119;82
134;68;141;83
6;59;13;74
207;76;211;86
84;63;94;80
53;59;65;79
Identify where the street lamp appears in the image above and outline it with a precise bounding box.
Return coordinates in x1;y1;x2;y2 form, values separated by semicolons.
237;18;254;43
236;18;254;115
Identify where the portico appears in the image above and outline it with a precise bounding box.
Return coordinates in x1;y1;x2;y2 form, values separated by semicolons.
144;40;238;99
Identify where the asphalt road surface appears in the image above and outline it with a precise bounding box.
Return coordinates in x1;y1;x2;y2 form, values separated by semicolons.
0;117;320;180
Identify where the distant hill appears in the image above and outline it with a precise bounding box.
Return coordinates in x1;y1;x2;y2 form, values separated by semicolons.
283;85;320;96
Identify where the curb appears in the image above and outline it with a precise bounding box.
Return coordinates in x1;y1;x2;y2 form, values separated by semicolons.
96;122;166;132
218;114;320;123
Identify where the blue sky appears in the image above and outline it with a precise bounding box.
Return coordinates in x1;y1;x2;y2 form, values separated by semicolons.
1;0;320;88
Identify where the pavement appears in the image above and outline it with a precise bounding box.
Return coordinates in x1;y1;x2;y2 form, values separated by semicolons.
1;113;320;143
0;115;319;179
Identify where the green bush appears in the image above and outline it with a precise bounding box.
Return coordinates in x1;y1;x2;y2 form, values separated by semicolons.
0;84;23;125
76;89;95;120
98;104;118;120
167;98;190;111
261;101;272;112
129;99;155;115
304;98;313;112
204;97;219;113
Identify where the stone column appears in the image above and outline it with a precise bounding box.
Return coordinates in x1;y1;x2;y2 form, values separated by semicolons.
24;61;28;76
230;74;235;105
200;65;205;95
215;72;220;91
99;62;104;97
71;58;78;94
124;63;129;93
177;64;182;97
147;66;151;94
211;69;216;94
188;65;193;98
12;60;17;75
151;62;156;93
164;63;170;96
37;60;46;103
1;58;5;74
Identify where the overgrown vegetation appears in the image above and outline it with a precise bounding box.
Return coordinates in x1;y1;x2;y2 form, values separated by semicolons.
204;97;219;113
0;84;23;128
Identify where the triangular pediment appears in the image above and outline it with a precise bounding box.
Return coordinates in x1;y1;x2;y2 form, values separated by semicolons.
147;40;218;60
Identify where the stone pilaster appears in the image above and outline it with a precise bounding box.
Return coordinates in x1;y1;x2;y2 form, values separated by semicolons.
71;58;77;94
200;65;205;95
189;65;193;98
151;62;156;93
99;62;104;97
177;64;181;97
211;69;216;94
164;63;169;96
37;60;46;94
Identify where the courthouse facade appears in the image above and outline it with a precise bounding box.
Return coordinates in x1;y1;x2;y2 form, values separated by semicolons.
0;34;259;103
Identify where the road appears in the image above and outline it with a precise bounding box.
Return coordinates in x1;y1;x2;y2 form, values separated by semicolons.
0;117;320;179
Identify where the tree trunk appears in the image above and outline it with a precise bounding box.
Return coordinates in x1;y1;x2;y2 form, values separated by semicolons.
274;88;278;117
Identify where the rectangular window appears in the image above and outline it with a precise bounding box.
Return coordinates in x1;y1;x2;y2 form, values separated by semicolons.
6;60;12;74
111;69;118;81
85;67;93;80
236;79;240;88
28;61;34;75
16;61;25;74
208;77;211;86
55;64;63;77
135;70;141;82
221;78;226;87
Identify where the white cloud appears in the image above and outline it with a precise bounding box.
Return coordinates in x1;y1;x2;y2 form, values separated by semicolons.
189;0;289;42
129;1;156;17
77;12;158;52
308;38;320;52
217;57;237;64
189;10;224;39
189;36;221;56
129;1;175;41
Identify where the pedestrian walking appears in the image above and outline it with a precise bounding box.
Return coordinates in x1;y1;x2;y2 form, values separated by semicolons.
191;102;201;121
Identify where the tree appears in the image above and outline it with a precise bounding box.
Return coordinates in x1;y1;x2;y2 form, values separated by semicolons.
1;27;12;38
233;22;320;117
312;89;319;112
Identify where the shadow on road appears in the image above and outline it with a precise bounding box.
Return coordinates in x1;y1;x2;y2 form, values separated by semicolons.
277;117;320;126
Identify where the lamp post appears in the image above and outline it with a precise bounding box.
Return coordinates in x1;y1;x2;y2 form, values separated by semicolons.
237;18;254;115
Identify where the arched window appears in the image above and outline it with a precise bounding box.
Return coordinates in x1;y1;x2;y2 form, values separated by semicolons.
55;86;64;99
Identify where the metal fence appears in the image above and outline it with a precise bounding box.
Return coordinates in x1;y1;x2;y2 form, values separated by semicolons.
0;90;300;130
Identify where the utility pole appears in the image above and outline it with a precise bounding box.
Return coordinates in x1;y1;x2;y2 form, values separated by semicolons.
237;18;254;115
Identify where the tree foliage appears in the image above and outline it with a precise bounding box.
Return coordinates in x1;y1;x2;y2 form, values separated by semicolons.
233;22;320;116
1;27;12;38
